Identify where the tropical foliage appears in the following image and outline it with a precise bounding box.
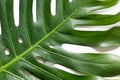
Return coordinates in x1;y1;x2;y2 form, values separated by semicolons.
0;0;120;80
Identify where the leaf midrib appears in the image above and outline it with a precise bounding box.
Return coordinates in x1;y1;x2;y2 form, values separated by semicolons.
0;0;89;73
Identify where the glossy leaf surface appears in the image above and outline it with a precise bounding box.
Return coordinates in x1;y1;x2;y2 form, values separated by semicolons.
0;0;120;80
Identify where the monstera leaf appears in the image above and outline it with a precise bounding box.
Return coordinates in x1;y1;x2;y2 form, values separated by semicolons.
0;0;120;80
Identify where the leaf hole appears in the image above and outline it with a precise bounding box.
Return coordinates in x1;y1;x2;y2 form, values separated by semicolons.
13;0;20;27
22;70;31;76
54;64;80;75
18;37;23;44
51;0;56;16
4;48;10;55
73;21;120;31
68;0;73;2
93;1;120;15
36;57;45;64
49;45;54;48
62;43;120;56
49;44;54;48
32;0;37;23
61;43;98;53
36;57;54;67
0;21;2;35
74;25;112;31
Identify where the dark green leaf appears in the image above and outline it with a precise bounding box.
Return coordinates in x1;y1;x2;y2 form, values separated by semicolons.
0;0;120;80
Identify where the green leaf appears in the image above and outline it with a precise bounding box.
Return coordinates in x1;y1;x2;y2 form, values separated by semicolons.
0;0;120;80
